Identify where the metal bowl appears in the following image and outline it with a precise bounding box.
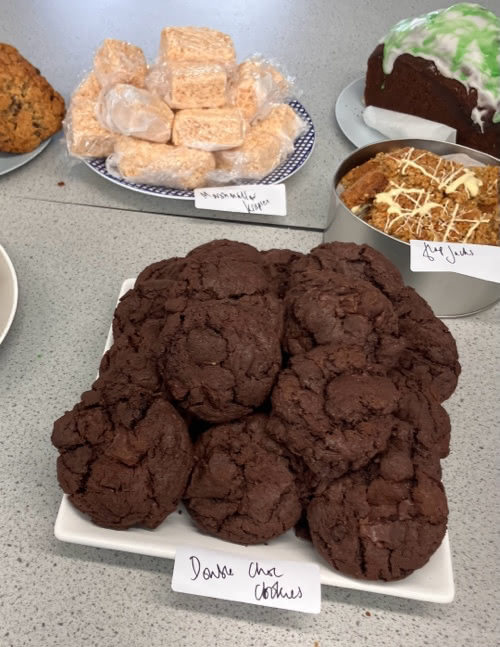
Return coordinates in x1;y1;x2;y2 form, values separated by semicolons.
324;138;500;317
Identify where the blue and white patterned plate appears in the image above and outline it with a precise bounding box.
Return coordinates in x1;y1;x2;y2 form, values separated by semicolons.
84;100;315;200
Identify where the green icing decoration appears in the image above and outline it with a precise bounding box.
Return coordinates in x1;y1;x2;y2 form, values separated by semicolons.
382;3;500;123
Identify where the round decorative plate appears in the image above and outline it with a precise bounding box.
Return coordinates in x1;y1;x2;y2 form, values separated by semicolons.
84;100;316;199
0;243;18;346
335;77;385;148
0;137;51;177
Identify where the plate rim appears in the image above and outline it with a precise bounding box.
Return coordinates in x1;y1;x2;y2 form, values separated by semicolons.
53;278;455;604
0;243;19;346
0;137;52;177
335;76;386;148
83;99;316;200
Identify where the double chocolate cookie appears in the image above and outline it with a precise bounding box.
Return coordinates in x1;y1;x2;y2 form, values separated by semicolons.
290;242;405;300
260;248;305;298
307;423;448;581
390;287;461;402
284;269;404;366
161;295;283;423
52;394;193;530
184;414;302;544
270;354;400;481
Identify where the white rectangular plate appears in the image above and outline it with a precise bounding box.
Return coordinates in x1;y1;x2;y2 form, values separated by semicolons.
54;279;455;604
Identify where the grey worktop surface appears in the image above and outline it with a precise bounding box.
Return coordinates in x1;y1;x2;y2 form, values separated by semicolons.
1;0;496;230
0;196;498;646
1;1;499;645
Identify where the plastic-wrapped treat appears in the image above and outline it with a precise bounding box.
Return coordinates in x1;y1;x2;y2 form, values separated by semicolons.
106;137;215;189
93;38;147;88
228;57;292;122
172;107;246;151
97;84;174;143
164;62;228;109
71;73;101;105
213;127;293;182
65;98;115;159
158;27;236;70
253;103;307;141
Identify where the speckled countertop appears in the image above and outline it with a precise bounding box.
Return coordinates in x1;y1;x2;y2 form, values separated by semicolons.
0;197;498;647
0;0;499;644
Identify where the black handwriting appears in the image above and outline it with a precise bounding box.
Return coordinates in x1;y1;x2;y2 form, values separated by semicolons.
254;580;303;601
243;198;270;213
248;561;283;579
422;241;474;266
189;556;234;581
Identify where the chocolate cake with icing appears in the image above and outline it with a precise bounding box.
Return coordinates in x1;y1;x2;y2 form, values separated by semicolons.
365;3;500;158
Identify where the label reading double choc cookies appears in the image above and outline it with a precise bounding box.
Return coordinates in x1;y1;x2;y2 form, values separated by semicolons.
172;545;321;613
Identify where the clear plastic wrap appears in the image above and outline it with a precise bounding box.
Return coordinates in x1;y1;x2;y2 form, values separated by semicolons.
158;27;236;70
253;103;308;141
71;72;101;105
64;74;116;158
97;84;174;143
209;127;294;183
151;62;228;109
93;39;147;89
172;107;246;151
228;56;295;122
106;137;216;189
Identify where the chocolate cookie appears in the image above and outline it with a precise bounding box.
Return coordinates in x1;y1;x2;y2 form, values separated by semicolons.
161;295;283;423
307;424;448;581
260;248;305;298
95;334;163;400
270;359;400;481
290;242;405;299
52;395;193;530
184;414;302;544
186;239;262;264
283;269;404;367
391;287;460;402
397;387;451;459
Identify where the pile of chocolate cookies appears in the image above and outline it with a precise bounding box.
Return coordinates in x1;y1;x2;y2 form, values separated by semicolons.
52;240;460;582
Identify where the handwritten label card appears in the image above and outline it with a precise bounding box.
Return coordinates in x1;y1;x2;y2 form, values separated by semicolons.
172;545;321;614
194;185;286;216
410;240;500;284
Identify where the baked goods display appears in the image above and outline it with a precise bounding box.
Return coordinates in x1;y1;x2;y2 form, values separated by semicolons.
339;147;500;246
64;28;308;189
52;239;460;582
364;3;500;158
0;43;65;153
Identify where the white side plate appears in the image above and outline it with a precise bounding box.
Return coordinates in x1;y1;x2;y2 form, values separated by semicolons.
0;243;19;345
335;77;386;148
0;137;51;176
54;278;455;603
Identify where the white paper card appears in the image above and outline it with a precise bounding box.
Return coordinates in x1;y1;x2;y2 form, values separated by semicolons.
194;185;286;216
363;106;457;143
410;240;500;283
172;545;321;614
